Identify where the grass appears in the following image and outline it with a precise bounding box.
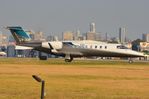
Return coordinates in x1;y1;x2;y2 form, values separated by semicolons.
0;58;149;99
0;57;149;66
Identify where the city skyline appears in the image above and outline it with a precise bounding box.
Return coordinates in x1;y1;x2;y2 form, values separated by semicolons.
0;0;149;40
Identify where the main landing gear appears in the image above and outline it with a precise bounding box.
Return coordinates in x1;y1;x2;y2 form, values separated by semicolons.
65;54;73;62
65;57;73;62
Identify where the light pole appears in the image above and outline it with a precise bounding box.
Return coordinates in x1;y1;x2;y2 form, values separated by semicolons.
32;75;45;99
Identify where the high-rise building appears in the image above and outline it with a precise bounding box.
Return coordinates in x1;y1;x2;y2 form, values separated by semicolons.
34;31;45;41
86;22;98;40
26;30;35;40
95;32;101;41
62;31;74;41
86;23;96;40
76;30;80;37
74;30;84;40
142;33;149;42
0;32;2;45
119;27;126;44
0;32;8;46
105;32;108;41
90;22;96;33
86;32;96;40
74;22;100;41
47;35;58;41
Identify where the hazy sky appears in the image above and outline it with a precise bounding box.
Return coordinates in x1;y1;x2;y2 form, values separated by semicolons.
0;0;149;40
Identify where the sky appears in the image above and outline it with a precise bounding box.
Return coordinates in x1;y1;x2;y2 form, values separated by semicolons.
0;0;149;40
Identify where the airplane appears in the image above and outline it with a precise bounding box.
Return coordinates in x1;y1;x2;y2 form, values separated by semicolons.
6;26;145;63
0;51;6;56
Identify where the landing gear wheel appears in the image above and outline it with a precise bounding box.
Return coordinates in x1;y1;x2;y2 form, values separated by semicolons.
128;59;133;64
65;57;73;62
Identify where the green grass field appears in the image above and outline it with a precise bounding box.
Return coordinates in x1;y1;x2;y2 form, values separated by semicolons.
0;58;149;99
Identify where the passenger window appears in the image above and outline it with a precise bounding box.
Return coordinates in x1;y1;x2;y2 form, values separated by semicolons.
100;46;102;49
117;46;120;49
105;46;107;49
95;46;97;49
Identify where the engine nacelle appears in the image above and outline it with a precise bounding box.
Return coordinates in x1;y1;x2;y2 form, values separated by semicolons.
42;41;63;49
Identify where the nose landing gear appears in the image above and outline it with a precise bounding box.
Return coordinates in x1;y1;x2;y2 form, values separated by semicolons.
128;58;133;64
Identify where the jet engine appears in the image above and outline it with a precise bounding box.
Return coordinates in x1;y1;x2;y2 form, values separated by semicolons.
42;41;63;50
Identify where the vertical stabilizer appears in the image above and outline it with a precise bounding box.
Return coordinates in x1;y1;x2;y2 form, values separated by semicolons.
7;26;31;44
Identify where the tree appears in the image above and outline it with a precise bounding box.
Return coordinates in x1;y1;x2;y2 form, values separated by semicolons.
131;39;145;51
